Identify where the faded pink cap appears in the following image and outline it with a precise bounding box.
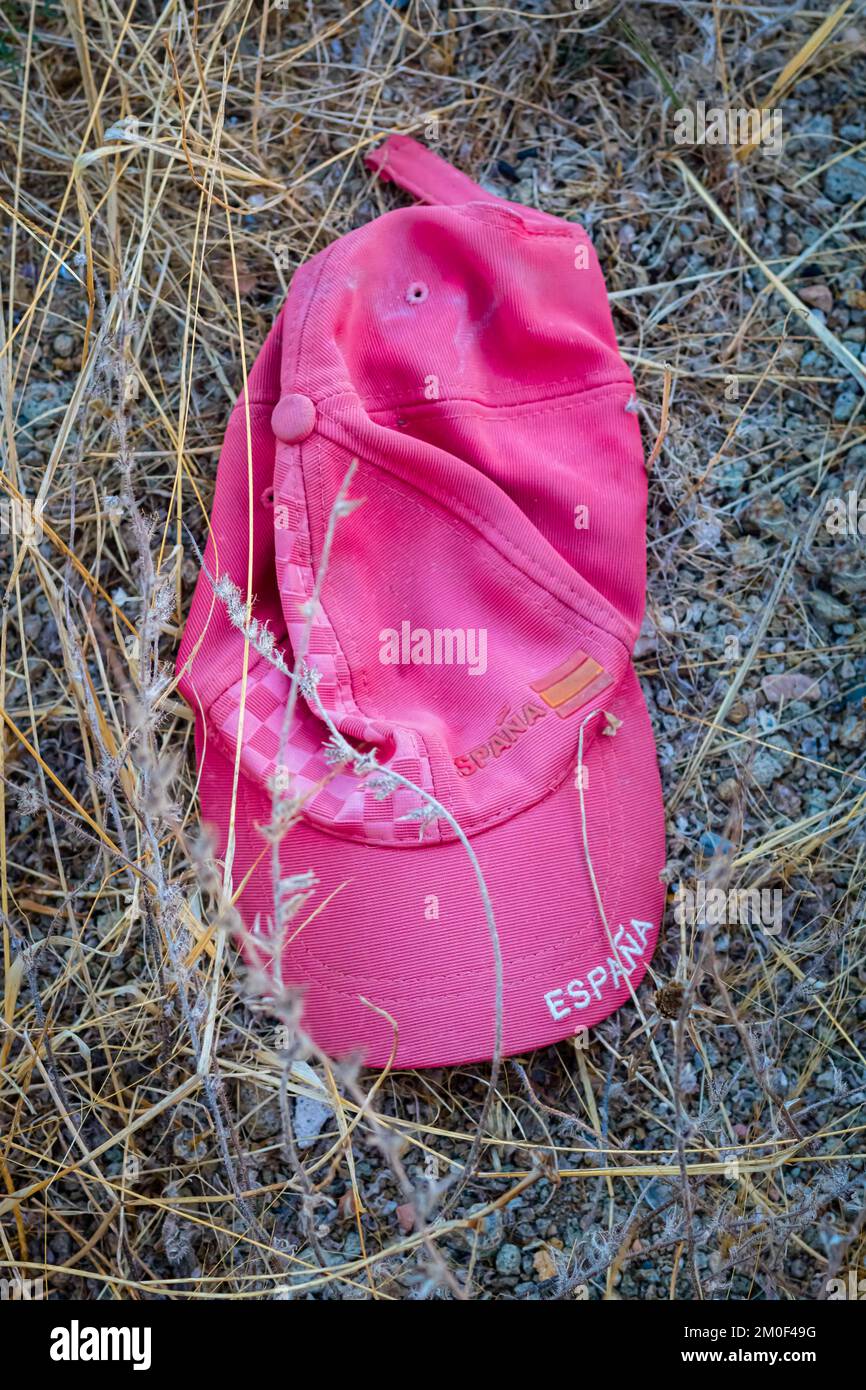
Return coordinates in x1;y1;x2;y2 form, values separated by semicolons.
177;136;665;1068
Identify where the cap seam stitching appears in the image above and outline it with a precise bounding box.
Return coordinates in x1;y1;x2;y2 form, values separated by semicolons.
453;201;585;241
363;379;637;422
307;371;631;410
308;420;638;650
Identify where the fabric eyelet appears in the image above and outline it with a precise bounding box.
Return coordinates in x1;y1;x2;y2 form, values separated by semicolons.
406;281;429;304
260;486;275;507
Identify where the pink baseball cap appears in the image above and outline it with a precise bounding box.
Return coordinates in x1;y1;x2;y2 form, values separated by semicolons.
177;135;665;1069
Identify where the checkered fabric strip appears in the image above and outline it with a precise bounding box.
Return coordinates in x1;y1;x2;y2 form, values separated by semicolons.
209;656;443;843
273;441;356;718
268;437;441;832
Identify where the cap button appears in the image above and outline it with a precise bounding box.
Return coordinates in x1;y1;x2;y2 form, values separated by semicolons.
271;393;316;444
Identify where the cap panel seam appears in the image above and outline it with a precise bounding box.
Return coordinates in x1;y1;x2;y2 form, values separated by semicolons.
284;237;342;395
325;456;629;660
453;200;587;242
304;371;633;410
312;415;638;649
364;379;637;423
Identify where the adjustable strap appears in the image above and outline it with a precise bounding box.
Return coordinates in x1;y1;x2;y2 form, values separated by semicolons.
364;134;500;207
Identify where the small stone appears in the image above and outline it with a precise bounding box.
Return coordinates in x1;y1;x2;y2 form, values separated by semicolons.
633;611;658;658
396;1203;415;1234
343;1231;362;1259
806;589;851;623
460;1203;504;1256
757;706;778;734
751;749;785;787
496;1243;522;1276
294;1093;332;1150
800;348;831;372
699;830;735;858
172;1127;206;1162
729;535;766;567
761;671;821;703
799;284;833;315
533;1246;559;1282
839;714;866;748
717;777;740;803
743;494;794;540
52;331;75;357
825;156;866;204
772;783;802;819
828;547;866;594
833;388;860;423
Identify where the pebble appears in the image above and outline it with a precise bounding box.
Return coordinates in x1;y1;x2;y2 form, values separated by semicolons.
833;388;860;422
699;830;735;857
806;589;851;623
828;549;866;594
458;1204;504;1256
294;1093;333;1150
761;671;821;703
729;535;766;567
825;156;866;203
343;1231;362;1259
800;349;830;372
53;331;75;357
772;783;802;819
743;494;793;539
839;714;866;748
751;749;785;787
495;1243;522;1276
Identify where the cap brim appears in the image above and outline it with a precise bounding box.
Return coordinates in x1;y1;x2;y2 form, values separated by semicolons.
196;664;665;1069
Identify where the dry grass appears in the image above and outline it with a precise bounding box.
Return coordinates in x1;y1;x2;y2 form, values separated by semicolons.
1;0;864;1300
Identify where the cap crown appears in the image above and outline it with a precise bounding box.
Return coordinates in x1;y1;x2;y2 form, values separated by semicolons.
178;148;648;846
